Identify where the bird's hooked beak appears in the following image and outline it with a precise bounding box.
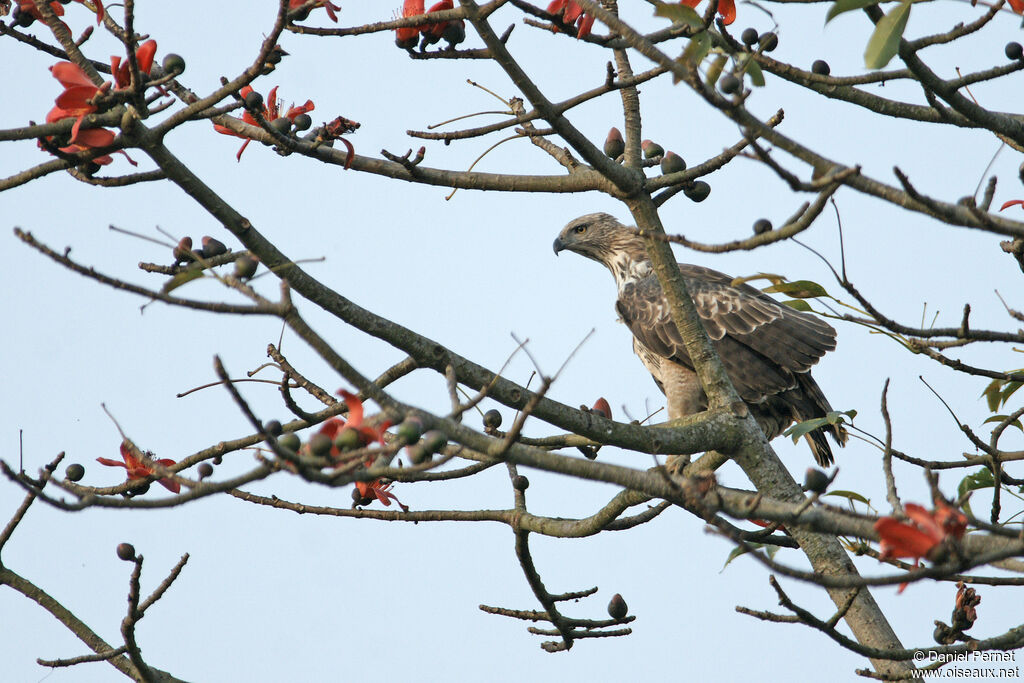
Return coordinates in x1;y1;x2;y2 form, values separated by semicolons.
552;236;565;255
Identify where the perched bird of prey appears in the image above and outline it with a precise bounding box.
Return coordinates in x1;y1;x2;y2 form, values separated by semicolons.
553;212;846;466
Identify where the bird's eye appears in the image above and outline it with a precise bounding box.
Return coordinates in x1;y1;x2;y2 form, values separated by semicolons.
573;225;588;234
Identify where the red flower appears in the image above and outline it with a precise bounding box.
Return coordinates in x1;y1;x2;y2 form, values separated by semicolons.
110;39;157;89
316;389;406;510
591;397;612;419
1000;199;1024;211
422;0;454;44
395;0;425;48
46;61;110;143
875;501;966;592
97;441;180;493
547;0;596;38
1010;0;1024;15
355;470;408;511
17;0;104;24
288;0;340;22
679;0;736;25
213;85;314;161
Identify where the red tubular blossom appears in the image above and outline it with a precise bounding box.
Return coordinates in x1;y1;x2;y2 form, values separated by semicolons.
396;0;426;48
46;61;113;144
213;85;315;161
288;0;340;22
111;39;157;89
546;0;597;38
97;441;180;493
1010;0;1024;14
680;0;736;25
874;501;967;592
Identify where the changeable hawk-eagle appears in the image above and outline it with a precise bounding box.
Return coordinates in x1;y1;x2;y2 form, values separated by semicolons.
553;212;846;466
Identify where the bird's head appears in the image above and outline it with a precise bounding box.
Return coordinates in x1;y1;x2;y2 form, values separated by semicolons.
553;212;626;261
553;213;648;270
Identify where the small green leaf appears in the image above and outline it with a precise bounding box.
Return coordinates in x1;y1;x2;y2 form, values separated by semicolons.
784;416;829;442
781;299;813;312
680;31;713;71
983;379;1005;412
763;279;829;299
161;267;204;294
825;489;871;505
826;0;880;24
705;54;728;88
1001;380;1023;406
957;468;995;517
864;0;912;70
982;415;1024;432
743;58;766;87
654;2;704;28
721;544;755;570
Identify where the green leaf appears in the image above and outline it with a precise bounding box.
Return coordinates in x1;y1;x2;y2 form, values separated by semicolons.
721;544;755;570
957;468;995;517
1001;380;1023;406
161;267;204;294
983;379;1005;412
784;416;829;442
743;58;766;87
864;0;911;70
705;54;728;88
762;279;829;299
825;489;871;505
826;0;880;24
780;299;813;312
653;2;704;28
680;31;713;71
982;414;1024;433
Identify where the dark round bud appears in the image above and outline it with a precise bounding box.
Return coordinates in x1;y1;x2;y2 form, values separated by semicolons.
127;481;150;496
269;117;292;135
213;455;223;465
660;151;687;175
396;416;424;444
604;127;625;159
483;409;503;430
200;236;227;259
684;181;711;203
512;475;530;491
396;34;418;50
80;161;102;177
421;430;447;455
198;462;214;479
352;486;365;504
173;236;193;264
278;433;301;452
608;593;628;620
116;542;136;561
753;218;772;234
1019;161;1024;185
162;53;186;75
407;443;429;465
443;19;466;47
65;463;85;482
243;90;264;111
641;139;664;159
334;426;365;452
292;113;312;132
309;433;333;457
719;74;740;94
291;6;311;21
760;32;778;52
14;8;36;27
803;467;829;495
266;46;287;65
811;59;830;76
740;27;759;46
265;420;283;437
234;254;258;279
1006;42;1023;61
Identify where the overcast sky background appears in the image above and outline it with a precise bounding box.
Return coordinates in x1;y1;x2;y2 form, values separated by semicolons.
2;2;1024;681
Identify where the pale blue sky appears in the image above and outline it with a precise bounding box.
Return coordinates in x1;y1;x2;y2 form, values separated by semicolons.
2;2;1023;681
